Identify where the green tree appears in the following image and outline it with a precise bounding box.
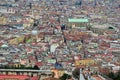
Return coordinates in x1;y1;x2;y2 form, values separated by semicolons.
33;65;39;70
108;72;114;79
72;68;80;80
59;73;71;80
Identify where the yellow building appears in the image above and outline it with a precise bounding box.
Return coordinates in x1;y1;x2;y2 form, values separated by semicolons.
17;36;25;43
75;59;96;67
9;36;25;45
77;44;82;50
8;63;21;69
0;16;7;25
9;38;18;45
29;18;34;23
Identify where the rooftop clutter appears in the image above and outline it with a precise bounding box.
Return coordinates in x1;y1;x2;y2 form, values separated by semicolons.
0;0;120;80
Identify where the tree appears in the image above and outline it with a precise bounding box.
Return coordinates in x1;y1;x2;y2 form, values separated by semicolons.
19;65;25;69
72;68;80;80
33;65;39;70
107;71;120;80
114;70;120;80
108;72;114;79
59;73;71;80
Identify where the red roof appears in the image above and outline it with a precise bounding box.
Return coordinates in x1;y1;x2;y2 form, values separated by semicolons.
31;76;39;80
56;26;61;29
29;56;36;61
0;75;30;80
35;62;43;66
0;75;39;80
0;42;3;46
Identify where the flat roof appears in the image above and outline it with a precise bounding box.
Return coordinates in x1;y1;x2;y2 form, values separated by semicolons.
68;18;89;23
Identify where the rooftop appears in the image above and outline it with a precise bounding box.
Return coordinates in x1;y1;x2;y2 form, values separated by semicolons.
68;18;89;23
